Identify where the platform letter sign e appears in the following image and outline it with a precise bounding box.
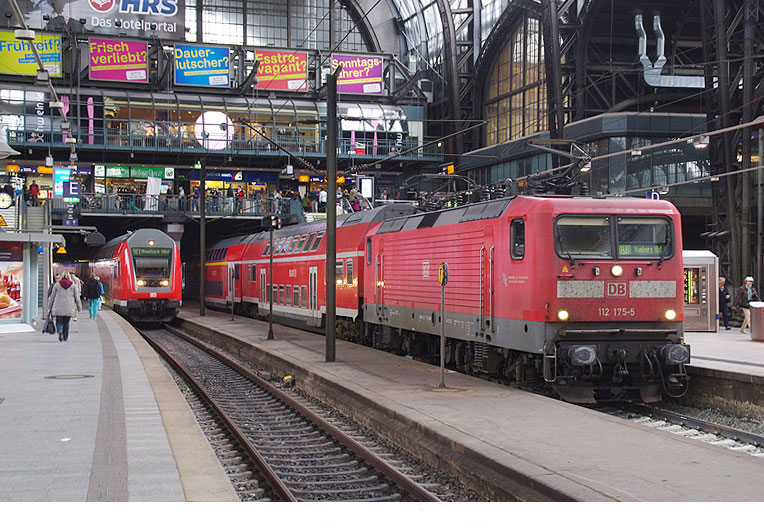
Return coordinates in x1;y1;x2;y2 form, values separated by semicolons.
606;281;627;297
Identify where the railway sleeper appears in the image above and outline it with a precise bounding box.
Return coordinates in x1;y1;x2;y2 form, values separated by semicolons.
264;453;353;464
270;460;360;471
277;467;370;479
281;475;381;487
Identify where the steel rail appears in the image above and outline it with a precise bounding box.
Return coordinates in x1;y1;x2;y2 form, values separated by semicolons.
163;325;441;502
137;329;298;502
625;403;764;448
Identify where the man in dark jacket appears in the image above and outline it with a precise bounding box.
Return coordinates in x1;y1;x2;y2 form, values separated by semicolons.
735;276;760;333
84;273;102;319
719;277;731;330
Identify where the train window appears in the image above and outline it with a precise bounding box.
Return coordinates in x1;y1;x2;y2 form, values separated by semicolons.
336;260;344;284
279;285;285;305
555;216;613;259
311;232;324;251
300;286;308;308
303;233;316;252
273;285;278;304
287;237;300;254
294;234;307;252
262;243;271;256
280;237;292;254
250;265;256;281
293;285;300;306
235;265;240;281
366;238;372;264
616;217;672;258
266;284;271;303
346;259;353;284
510;219;525;260
286;285;292;306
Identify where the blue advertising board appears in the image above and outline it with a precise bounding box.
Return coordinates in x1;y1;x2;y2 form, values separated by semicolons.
174;45;230;87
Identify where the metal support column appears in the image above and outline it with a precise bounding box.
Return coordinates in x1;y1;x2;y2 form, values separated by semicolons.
325;69;338;363
199;159;206;316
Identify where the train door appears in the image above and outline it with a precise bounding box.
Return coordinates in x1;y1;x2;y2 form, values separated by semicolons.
260;267;266;304
309;266;318;324
375;240;384;315
227;262;235;306
482;227;495;333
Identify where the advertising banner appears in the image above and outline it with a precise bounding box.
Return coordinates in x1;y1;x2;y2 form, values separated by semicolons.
255;49;308;92
0;242;23;320
174;45;230;87
0;30;61;77
14;0;184;40
331;54;383;95
89;38;148;82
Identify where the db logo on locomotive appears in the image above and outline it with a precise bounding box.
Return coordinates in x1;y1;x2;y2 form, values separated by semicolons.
606;281;627;297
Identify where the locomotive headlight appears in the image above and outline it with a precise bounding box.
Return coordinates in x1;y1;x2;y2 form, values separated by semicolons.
557;309;570;321
148;240;155;246
664;309;677;320
160;279;170;287
610;264;623;277
137;279;146;287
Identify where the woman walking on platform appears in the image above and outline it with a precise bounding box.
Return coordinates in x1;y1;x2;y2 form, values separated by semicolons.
84;273;102;319
48;272;82;342
735;276;760;333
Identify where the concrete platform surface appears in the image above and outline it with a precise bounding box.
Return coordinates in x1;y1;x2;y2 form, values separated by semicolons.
0;309;237;502
178;304;764;502
686;328;764;376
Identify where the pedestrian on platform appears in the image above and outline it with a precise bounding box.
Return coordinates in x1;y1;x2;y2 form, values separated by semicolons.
735;276;760;333
84;273;101;319
319;188;327;212
70;274;82;321
719;277;731;330
48;272;81;342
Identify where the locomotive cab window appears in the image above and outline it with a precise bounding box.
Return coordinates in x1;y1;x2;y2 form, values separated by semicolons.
616;217;673;258
510;219;525;260
132;247;172;287
555;216;613;259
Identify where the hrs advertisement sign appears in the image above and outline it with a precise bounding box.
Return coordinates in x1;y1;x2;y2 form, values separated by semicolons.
17;0;184;40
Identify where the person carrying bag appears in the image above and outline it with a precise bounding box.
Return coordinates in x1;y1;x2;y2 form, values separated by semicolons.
84;273;101;319
48;272;82;341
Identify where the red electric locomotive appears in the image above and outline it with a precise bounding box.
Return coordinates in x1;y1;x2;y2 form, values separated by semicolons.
89;228;182;323
204;196;689;403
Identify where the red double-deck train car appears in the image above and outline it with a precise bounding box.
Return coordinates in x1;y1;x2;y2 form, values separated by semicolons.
203;196;689;402
89;228;182;322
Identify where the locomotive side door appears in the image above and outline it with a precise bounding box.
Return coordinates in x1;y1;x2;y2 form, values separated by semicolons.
483;227;495;332
309;266;318;324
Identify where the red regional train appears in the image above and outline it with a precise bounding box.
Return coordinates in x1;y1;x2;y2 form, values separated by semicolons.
57;229;182;323
202;196;690;403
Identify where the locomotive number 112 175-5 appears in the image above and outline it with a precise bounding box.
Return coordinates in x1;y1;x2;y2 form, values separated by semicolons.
597;307;636;317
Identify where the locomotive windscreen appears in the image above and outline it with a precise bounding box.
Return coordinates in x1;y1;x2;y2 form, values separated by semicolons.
132;247;172;282
555;215;673;259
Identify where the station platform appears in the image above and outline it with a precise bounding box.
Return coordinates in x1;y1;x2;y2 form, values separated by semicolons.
0;309;237;502
176;303;764;502
685;328;764;376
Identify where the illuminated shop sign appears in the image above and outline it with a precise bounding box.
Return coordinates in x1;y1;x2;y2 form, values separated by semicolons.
174;45;230;87
89;38;148;82
254;49;308;92
331;54;383;95
0;31;61;77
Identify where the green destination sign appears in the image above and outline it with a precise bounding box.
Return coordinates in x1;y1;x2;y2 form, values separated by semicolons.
132;247;171;256
618;243;664;256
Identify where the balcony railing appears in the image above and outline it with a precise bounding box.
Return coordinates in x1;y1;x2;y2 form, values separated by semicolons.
7;127;443;161
51;193;307;222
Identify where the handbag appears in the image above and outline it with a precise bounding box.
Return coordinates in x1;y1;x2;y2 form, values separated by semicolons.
43;311;56;335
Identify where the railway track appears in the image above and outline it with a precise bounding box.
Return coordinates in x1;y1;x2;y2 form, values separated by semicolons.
602;403;764;457
139;326;441;502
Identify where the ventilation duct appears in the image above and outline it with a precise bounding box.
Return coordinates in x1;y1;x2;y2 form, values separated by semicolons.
635;13;705;89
